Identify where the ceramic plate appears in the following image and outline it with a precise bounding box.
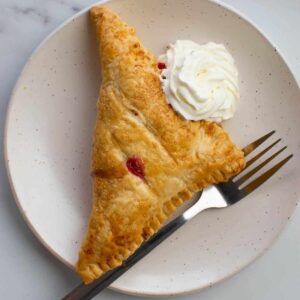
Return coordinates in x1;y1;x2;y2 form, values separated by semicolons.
4;0;300;297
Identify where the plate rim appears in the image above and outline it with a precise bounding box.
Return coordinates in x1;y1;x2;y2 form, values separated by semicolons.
4;0;300;297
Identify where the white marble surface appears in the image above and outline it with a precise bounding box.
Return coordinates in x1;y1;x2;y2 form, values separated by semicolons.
0;0;299;299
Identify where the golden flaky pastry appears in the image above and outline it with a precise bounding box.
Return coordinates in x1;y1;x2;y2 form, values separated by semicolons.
76;6;245;284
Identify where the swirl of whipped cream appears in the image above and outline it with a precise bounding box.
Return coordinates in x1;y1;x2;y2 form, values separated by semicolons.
159;40;240;122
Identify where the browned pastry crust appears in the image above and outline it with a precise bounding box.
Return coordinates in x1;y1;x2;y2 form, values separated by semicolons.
76;6;245;284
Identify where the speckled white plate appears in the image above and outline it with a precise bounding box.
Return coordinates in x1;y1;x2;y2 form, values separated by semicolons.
4;0;300;297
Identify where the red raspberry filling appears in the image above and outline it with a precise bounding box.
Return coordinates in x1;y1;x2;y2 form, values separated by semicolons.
126;156;145;180
157;62;166;70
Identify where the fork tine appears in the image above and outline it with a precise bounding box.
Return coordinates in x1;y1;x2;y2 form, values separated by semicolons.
243;139;281;170
242;130;275;156
239;154;293;196
232;139;281;180
235;146;287;187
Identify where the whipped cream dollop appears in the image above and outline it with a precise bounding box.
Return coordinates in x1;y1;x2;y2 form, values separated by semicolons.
159;40;240;122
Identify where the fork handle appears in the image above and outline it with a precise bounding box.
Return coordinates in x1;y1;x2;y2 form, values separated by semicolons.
62;214;187;300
